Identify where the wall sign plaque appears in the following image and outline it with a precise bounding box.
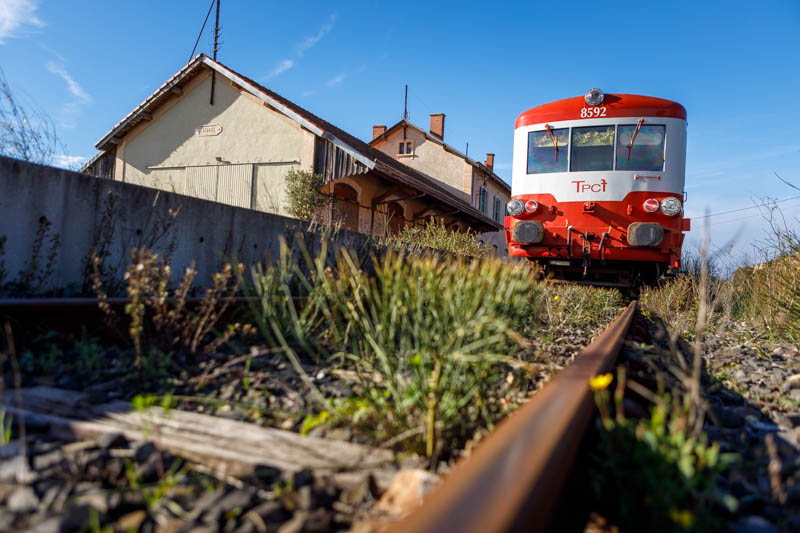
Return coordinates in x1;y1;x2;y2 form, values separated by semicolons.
195;124;223;136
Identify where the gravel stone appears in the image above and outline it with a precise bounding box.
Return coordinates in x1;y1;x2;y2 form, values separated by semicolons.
7;486;39;512
0;455;32;482
97;432;128;449
132;441;157;462
729;515;779;533
203;488;255;524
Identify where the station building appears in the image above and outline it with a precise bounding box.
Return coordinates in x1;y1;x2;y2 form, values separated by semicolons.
83;54;501;240
369;116;510;255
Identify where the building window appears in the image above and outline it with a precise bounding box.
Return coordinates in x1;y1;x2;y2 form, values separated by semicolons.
493;195;503;223
478;186;488;214
398;140;414;157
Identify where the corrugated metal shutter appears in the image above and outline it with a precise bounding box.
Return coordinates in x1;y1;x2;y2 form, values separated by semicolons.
186;166;218;202
218;164;253;209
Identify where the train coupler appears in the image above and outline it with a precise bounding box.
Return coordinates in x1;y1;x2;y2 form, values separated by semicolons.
581;232;592;278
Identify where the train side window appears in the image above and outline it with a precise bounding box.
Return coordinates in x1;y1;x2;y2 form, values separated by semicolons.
527;128;569;174
570;126;615;172
616;124;665;171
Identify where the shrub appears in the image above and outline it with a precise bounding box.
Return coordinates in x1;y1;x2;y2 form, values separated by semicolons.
388;219;487;257
284;169;328;221
322;251;538;460
93;247;246;376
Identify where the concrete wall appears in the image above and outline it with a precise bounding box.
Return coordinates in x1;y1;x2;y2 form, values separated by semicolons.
115;70;314;217
0;156;377;294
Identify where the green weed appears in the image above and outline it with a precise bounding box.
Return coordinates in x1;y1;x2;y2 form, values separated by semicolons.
590;370;737;532
323;251;537;460
0;410;11;444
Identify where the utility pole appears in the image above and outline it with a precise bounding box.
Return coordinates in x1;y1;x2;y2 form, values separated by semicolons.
213;0;221;60
210;0;220;105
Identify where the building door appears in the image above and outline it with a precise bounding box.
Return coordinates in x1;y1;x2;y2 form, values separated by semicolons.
333;183;359;231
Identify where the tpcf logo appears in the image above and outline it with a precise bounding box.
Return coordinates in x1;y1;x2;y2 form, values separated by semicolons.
571;179;607;193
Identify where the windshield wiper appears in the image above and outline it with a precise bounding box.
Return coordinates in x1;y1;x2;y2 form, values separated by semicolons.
627;119;644;160
545;124;559;162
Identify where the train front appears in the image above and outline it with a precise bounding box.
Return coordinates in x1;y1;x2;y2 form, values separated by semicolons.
506;89;690;287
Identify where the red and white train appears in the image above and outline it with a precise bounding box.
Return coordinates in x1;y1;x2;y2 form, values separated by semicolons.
505;89;690;287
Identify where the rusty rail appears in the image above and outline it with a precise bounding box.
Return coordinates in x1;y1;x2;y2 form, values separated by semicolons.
388;300;638;533
0;297;258;341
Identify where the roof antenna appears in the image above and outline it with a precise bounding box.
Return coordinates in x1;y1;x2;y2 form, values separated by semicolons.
466;142;469;157
210;0;220;105
403;85;408;120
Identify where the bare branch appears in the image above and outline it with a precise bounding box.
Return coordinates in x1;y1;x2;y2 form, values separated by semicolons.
774;171;800;193
0;68;62;165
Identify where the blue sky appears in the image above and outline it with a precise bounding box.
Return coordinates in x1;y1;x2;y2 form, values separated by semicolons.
1;0;799;263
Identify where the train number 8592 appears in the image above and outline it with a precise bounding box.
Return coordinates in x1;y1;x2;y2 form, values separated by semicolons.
580;106;607;118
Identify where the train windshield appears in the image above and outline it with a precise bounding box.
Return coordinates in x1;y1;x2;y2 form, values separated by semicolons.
527;128;569;174
570;126;615;171
616;124;665;171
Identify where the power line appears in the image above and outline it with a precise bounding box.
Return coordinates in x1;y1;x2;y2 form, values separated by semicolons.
710;200;800;226
693;194;800;219
189;0;216;61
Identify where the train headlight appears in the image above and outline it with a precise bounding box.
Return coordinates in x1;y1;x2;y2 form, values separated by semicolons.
660;197;682;216
643;198;660;213
507;199;524;216
584;88;605;106
524;200;539;213
627;223;664;247
513;221;544;244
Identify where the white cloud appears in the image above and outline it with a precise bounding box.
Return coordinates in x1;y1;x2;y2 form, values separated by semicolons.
264;59;294;81
0;0;44;44
295;12;337;56
302;90;314;97
325;72;347;88
46;62;91;103
54;154;87;169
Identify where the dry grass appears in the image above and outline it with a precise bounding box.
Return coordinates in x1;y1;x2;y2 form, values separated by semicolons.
385;219;488;257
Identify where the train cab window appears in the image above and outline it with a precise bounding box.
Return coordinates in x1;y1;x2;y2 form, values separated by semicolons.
527;128;569;174
616;124;666;171
570;126;615;171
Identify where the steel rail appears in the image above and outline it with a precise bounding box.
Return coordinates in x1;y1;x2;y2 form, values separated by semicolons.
387;300;638;533
0;297;260;340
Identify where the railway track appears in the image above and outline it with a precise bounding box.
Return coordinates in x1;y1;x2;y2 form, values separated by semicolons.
1;296;637;532
0;297;257;342
389;300;637;533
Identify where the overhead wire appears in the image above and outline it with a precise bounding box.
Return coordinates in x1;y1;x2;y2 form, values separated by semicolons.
693;194;800;219
707;200;800;226
189;0;216;61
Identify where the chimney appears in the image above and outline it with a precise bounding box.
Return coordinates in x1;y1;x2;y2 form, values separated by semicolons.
429;113;445;140
372;125;387;140
485;153;495;172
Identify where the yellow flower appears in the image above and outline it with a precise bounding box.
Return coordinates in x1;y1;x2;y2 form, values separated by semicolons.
553;295;559;301
589;373;613;391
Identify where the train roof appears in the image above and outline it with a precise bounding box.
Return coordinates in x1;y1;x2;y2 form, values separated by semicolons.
515;93;686;128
